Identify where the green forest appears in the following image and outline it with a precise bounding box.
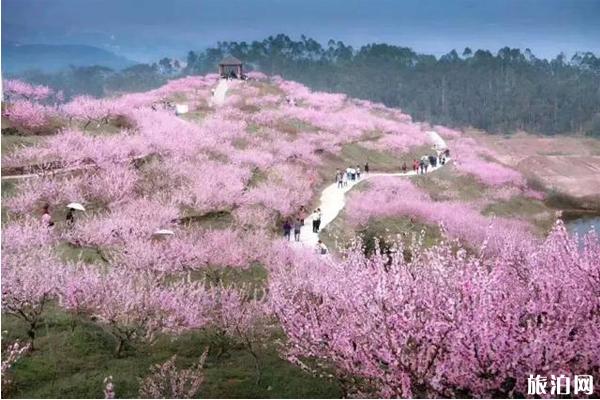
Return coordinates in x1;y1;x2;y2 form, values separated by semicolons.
13;34;600;136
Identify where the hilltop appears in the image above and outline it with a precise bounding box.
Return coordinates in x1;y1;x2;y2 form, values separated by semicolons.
8;35;599;137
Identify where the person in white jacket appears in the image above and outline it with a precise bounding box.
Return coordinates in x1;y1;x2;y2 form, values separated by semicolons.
312;208;323;232
311;210;319;233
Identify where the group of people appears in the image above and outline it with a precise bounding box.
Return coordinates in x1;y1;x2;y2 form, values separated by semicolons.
336;163;369;188
282;218;303;242
282;206;320;242
281;206;328;254
413;149;450;175
282;206;307;241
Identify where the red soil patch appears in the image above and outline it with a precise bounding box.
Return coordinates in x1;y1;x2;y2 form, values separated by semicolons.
469;130;600;199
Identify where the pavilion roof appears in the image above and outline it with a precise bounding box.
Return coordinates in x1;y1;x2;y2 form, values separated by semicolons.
219;55;242;65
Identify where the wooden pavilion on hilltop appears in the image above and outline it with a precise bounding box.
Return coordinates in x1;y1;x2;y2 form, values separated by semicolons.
218;56;243;79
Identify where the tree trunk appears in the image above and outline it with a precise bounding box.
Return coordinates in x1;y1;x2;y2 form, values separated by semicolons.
115;338;125;356
70;317;77;333
28;324;36;351
243;336;262;385
248;346;261;385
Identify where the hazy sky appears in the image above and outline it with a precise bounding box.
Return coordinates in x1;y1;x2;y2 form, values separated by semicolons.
3;0;599;62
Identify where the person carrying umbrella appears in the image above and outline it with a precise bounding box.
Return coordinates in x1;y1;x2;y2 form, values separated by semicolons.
66;209;75;226
66;202;85;226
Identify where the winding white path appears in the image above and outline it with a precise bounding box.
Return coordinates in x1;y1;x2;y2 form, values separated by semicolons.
296;132;450;249
211;79;229;106
1;154;151;181
1;164;95;181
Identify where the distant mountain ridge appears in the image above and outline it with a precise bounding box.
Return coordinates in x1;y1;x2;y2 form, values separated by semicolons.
2;43;137;73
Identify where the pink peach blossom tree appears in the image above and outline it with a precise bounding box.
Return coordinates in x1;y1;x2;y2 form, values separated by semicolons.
138;350;207;398
268;222;600;397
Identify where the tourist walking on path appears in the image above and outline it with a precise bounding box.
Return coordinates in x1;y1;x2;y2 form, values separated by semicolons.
311;210;319;233
356;166;361;180
314;208;323;232
429;154;437;168
336;171;343;188
299;206;307;225
402;162;408;174
293;218;302;241
283;220;292;241
364;162;369;174
413;159;419;174
346;167;355;181
421;155;429;173
342;171;348;187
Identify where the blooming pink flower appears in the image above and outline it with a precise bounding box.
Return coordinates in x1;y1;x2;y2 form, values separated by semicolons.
346;177;533;253
268;221;600;398
3;79;53;101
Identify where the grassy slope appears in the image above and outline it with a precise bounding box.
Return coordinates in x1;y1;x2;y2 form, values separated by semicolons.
1;135;42;156
3;308;340;399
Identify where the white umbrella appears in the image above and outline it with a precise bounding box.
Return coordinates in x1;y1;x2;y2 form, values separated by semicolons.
175;104;189;115
66;202;86;211
153;229;175;236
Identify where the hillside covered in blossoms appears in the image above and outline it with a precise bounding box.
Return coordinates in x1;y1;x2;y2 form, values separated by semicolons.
1;73;599;398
